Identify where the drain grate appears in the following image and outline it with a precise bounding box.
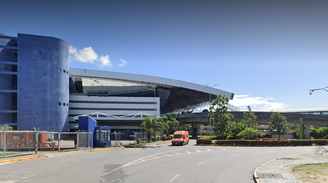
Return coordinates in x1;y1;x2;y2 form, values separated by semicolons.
277;157;299;160
256;173;284;178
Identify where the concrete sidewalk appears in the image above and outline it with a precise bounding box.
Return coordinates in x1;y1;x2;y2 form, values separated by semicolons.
254;153;328;183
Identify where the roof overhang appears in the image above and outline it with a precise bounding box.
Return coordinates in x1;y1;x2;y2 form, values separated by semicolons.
69;68;234;99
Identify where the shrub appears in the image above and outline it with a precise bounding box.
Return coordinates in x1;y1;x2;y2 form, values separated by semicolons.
197;137;212;144
209;139;328;146
161;135;167;141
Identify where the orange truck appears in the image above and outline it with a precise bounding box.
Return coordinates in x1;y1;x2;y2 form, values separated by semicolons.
172;131;189;146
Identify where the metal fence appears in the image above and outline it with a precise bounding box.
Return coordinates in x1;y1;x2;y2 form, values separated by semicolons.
110;132;122;147
1;129;94;156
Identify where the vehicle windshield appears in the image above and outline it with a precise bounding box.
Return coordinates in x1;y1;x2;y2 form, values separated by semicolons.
174;135;182;138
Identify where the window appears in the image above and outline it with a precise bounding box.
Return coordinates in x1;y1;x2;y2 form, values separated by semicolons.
101;130;109;141
96;129;99;141
174;135;182;138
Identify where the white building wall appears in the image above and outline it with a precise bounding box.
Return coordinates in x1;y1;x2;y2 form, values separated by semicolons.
69;95;160;130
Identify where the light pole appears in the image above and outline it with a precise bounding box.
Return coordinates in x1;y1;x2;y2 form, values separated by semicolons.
309;87;328;95
206;84;217;141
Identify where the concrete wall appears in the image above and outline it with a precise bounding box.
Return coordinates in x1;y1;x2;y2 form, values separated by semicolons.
17;34;69;132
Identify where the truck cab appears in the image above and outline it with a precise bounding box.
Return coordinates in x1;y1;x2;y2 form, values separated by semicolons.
172;131;189;146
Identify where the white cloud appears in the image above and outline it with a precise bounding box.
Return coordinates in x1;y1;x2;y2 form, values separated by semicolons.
229;95;288;110
119;58;128;67
69;46;113;68
99;55;113;68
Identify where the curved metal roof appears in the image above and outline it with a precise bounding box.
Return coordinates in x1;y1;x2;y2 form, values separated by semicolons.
69;68;234;99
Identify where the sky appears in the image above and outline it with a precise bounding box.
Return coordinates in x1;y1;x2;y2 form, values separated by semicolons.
2;0;328;111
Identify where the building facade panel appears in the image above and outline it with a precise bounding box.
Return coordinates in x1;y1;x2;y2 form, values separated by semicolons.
69;95;160;127
17;34;69;131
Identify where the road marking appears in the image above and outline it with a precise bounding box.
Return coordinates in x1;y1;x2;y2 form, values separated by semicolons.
222;149;226;150
230;154;240;157
105;148;184;175
170;174;180;182
195;149;201;152
186;150;191;153
198;161;207;165
206;149;211;151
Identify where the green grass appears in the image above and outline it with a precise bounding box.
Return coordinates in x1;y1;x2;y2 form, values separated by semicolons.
293;163;328;182
0;153;15;157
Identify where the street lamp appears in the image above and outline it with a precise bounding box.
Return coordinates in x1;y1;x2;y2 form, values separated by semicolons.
206;84;217;141
309;87;328;95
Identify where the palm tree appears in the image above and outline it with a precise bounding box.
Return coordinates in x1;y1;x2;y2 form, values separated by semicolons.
140;115;160;142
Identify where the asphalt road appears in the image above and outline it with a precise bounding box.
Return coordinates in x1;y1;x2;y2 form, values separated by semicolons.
0;140;316;183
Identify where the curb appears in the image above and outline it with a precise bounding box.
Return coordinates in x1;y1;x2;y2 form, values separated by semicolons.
156;141;171;146
253;157;283;183
253;154;300;183
88;146;125;153
0;155;47;164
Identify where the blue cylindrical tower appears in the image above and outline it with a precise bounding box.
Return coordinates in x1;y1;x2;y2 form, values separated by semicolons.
17;33;69;132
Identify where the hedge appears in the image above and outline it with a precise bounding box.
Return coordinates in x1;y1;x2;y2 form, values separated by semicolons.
196;138;328;146
196;137;212;144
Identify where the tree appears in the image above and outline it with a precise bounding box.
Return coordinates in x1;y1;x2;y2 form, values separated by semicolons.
227;122;246;139
227;106;258;139
239;127;264;139
209;94;234;139
268;112;288;139
241;106;257;128
159;113;180;138
140;115;159;142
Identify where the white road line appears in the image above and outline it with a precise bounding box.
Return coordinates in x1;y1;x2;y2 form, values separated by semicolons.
206;149;211;151
170;174;180;182
195;149;201;152
198;161;207;165
222;149;226;150
230;154;240;157
186;150;191;153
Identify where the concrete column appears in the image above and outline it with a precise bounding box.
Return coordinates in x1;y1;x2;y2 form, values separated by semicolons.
299;118;303;139
192;124;198;139
306;125;311;139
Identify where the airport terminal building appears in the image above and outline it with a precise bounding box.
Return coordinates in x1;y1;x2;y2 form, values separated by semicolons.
0;33;234;132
